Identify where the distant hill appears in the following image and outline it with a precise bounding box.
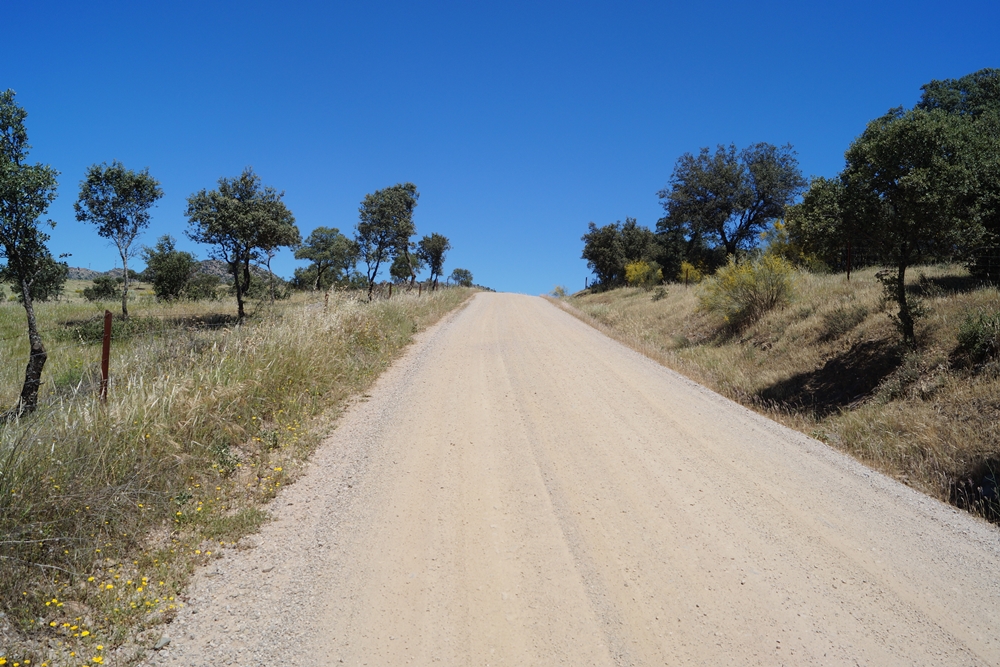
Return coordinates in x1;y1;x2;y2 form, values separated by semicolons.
67;267;102;280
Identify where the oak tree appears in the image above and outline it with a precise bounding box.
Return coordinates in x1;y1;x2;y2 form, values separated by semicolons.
658;143;806;257
842;107;977;346
185;167;298;321
355;183;418;300
74;161;163;318
294;226;358;291
0;90;60;418
417;233;451;289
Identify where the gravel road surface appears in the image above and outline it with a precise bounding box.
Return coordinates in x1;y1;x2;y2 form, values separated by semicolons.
149;292;1000;666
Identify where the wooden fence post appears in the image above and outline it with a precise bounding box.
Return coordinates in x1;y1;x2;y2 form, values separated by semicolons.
100;309;112;402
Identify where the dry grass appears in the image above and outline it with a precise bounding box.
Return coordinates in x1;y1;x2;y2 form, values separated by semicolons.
0;286;472;666
566;264;1000;518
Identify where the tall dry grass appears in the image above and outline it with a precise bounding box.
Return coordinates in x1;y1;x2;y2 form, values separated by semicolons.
0;286;471;665
566;264;1000;519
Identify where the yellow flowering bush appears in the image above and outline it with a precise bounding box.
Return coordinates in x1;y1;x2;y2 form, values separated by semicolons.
624;261;663;289
699;253;796;326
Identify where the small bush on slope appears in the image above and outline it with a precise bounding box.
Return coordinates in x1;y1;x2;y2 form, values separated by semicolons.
699;254;795;327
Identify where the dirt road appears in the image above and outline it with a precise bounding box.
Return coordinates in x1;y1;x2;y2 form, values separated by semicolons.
153;293;1000;666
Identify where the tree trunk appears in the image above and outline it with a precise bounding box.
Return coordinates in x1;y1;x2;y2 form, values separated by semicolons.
896;261;915;348
120;252;130;319
367;259;381;302
232;259;247;322
266;253;276;305
3;279;47;420
404;246;416;289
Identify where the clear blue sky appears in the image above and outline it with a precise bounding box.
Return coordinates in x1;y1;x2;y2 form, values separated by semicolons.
6;1;998;294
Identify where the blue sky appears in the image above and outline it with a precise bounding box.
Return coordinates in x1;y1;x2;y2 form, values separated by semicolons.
5;1;998;294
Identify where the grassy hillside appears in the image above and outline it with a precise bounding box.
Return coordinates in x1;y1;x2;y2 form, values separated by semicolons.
567;264;999;520
0;287;472;666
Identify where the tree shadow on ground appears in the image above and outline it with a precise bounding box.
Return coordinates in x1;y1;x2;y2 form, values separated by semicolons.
165;313;240;330
57;312;240;343
909;274;987;296
755;340;902;417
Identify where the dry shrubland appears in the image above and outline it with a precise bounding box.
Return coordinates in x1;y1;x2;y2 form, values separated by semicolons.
568;264;1000;520
0;286;471;665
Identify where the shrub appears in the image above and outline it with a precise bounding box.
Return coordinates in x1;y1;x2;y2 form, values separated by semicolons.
242;272;291;301
82;275;121;301
551;285;568;297
143;235;197;301
677;260;703;285
699;253;795;326
625;260;662;289
956;310;1000;365
184;273;222;301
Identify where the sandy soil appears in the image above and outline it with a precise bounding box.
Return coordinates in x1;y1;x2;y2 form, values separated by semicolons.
150;292;1000;666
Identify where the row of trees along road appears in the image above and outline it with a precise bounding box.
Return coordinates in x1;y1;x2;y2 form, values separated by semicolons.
1;89;464;415
582;142;806;288
582;68;1000;348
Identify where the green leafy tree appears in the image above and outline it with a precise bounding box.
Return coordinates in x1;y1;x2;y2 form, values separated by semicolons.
581;217;656;289
142;234;197;301
355;183;419;300
783;176;849;270
449;267;473;287
74;161;163;318
185;167;298;321
917;68;1000;118
390;246;424;284
918;68;1000;281
657;143;807;257
6;250;68;302
293;226;358;291
258;216;300;304
416;233;451;289
842;107;978;347
0;90;60;418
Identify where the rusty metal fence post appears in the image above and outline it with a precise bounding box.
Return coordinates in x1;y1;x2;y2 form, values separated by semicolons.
100;310;112;402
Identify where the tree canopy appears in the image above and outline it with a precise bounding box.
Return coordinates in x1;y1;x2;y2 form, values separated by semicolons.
293;226;357;291
0;89;60;417
917;67;1000;118
581;217;657;288
355;182;418;300
389;246;424;285
142;234;197;301
450;267;473;287
417;233;451;289
658;143;806;258
783;176;849;270
185;167;298;321
74;160;163;318
842;106;978;346
916;68;1000;280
